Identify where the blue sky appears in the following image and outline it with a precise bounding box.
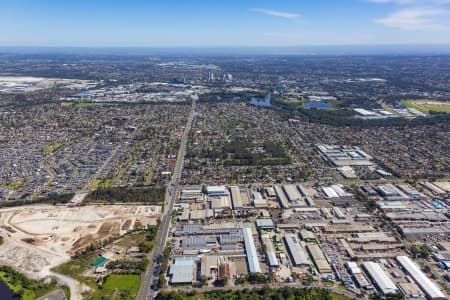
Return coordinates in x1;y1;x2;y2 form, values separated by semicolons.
1;0;450;47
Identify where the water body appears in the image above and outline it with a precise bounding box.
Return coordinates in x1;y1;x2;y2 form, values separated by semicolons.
0;279;19;300
305;101;331;109
249;92;272;107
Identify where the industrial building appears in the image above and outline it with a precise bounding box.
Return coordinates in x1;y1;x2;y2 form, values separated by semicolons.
210;196;231;210
255;218;274;230
306;244;332;273
206;185;229;197
284;234;310;267
362;261;398;295
396;256;447;300
262;236;279;268
169;256;200;284
230;186;243;209
274;184;290;209
242;227;261;273
252;191;267;208
180;186;204;202
282;184;307;207
316;144;373;167
322;185;353;199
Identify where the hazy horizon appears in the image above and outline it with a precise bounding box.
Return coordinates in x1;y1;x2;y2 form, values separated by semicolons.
2;44;450;56
2;1;450;48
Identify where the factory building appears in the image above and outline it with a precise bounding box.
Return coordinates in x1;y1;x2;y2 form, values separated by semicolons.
396;256;447;300
362;261;398;295
206;185;229;197
229;186;243;209
180;186;204;202
282;184;306;207
242;227;261;273
322;185;353;199
255;218;274;230
252;191;267;208
262;236;279;268
306;244;332;273
332;206;346;219
284;234;310;267
274;184;290;209
169;256;200;284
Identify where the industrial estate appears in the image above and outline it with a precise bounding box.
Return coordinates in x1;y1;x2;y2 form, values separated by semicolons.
0;50;449;300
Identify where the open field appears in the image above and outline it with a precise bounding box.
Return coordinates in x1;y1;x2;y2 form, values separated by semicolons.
42;143;64;153
92;274;140;299
401;99;450;113
74;102;111;108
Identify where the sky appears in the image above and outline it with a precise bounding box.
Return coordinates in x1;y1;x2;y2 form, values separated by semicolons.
1;0;450;47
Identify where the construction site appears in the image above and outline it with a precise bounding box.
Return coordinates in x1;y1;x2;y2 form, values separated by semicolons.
0;204;160;282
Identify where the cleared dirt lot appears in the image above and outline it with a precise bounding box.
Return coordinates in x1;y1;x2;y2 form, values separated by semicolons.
0;204;161;300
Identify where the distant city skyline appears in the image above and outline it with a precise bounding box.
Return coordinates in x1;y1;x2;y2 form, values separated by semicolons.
1;0;450;47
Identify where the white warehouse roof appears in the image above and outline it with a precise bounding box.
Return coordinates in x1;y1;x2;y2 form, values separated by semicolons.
362;261;398;295
284;234;310;266
396;256;447;300
243;227;261;273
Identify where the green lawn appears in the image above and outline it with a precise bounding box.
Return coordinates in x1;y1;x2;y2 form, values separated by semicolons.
74;102;109;108
401;99;450;113
42;143;63;153
92;274;140;300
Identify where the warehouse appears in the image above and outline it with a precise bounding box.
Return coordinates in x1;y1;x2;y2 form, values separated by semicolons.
332;206;346;219
397;282;425;299
180;187;204;202
230;186;243;209
255;218;274;230
200;255;218;280
396;256;447;300
362;261;398;295
306;244;332;273
243;227;261;273
274;184;290;208
281;184;308;207
206;185;229;197
262;236;279;268
316;144;373;167
210;196;231;210
252;191;267;208
284;234;310;267
283;184;302;202
169;256;200;284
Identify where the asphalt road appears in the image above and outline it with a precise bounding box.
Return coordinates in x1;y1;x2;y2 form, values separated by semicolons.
137;98;196;300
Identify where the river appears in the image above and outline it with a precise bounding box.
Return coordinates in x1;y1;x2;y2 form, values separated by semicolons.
0;279;19;300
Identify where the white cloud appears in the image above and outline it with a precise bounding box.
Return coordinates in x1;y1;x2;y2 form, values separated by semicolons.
375;7;448;29
251;8;299;19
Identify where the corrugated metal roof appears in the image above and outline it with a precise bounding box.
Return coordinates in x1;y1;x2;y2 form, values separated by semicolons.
284;234;309;266
397;256;446;300
362;262;398;295
243;227;261;273
169;257;200;284
267;251;279;267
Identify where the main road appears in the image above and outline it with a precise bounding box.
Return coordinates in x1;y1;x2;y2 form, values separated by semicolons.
137;97;196;300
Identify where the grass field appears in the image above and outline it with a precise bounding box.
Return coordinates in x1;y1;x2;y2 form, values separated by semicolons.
401;99;450;113
74;102;110;108
91;274;140;300
42;142;63;153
